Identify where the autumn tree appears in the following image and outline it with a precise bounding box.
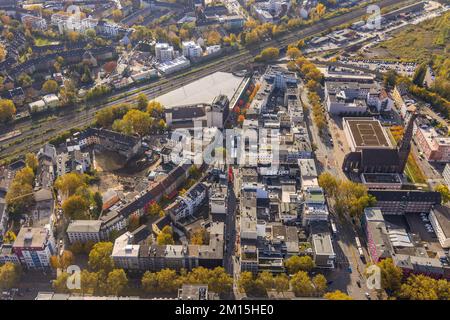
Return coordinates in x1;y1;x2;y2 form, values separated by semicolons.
25;153;38;173
206;30;221;45
290;271;314;297
142;269;180;293
273;274;289;293
157;226;175;245
62;195;90;219
312;274;327;295
146;100;164;118
285;255;315;274
324;290;353;300
375;258;403;295
0;263;21;290
190;228;208;245
147;202;164;216
0;99;16;123
5;166;35;213
287;47;302;60
52;272;71;293
112;9;123;22
238;271;266;297
42;79;59;94
0;44;6;61
318;172;338;197
80;270;99;295
113;109;153;136
50;250;75;270
399;274;450;300
256;47;280;62
137;93;149;110
55;172;88;198
88;242;114;273
106;269;128;295
435;184;450;204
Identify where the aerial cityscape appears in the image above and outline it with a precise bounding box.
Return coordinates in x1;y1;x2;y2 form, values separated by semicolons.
0;0;449;305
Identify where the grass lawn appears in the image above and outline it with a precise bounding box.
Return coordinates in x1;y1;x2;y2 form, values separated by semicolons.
388;128;427;184
34;37;59;47
371;11;449;63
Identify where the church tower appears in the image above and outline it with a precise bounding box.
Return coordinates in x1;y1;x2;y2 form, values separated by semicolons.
397;110;418;173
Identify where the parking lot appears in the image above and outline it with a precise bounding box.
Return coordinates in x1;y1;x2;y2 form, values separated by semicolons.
405;213;441;249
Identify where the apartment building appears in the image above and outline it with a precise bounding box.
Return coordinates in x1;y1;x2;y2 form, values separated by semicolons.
66;220;102;244
415;125;450;162
12;227;55;270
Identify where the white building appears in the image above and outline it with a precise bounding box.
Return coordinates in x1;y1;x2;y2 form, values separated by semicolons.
67;220;102;244
182;41;203;58
111;232;140;270
298;159;318;190
42;94;60;108
155;43;175;62
156;56;190;74
206;45;221;55
429;206;450;249
173;183;208;220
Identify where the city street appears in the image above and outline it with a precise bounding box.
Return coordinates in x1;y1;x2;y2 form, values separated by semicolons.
301;82;376;300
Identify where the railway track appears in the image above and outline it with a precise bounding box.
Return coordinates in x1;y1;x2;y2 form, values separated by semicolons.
0;0;408;161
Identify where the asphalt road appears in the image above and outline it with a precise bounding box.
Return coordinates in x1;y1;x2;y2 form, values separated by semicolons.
0;0;409;161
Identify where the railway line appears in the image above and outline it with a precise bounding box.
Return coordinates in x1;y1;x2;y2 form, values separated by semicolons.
0;0;408;161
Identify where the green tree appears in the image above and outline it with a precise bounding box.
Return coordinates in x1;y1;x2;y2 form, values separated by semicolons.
88;242;114;273
0;99;16;123
137;93;149;110
95;107;115;128
285;255;315;274
157;226;175;245
18;73;33;87
0;263;21;290
92;191;103;217
42;79;59;94
106;269;128;295
324;290;353;300
383;70;398;87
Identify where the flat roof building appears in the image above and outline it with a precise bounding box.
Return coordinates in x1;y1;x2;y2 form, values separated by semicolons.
344;118;391;152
